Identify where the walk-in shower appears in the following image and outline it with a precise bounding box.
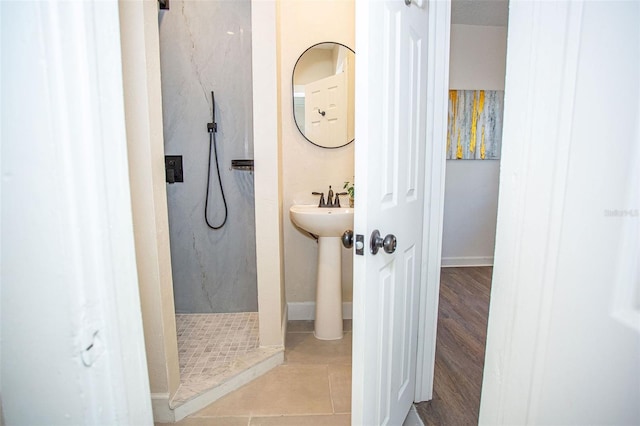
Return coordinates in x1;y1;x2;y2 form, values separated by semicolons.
159;0;256;313
158;0;262;402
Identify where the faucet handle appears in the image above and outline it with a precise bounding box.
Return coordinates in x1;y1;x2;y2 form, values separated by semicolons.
334;192;349;207
312;191;325;207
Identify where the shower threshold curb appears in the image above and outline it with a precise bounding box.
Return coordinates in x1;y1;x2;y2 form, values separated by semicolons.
170;346;284;422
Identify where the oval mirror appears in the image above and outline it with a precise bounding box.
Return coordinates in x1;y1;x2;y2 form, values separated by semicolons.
292;42;355;149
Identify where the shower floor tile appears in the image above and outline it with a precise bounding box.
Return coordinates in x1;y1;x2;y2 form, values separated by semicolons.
171;312;282;410
175;312;260;382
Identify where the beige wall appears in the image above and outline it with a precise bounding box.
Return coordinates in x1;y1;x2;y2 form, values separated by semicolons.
279;0;356;306
294;48;335;85
119;0;180;408
252;0;286;346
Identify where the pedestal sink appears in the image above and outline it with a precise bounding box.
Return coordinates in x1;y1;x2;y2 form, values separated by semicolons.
290;204;354;340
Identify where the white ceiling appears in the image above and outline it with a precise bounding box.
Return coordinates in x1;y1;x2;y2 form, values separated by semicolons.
451;0;509;27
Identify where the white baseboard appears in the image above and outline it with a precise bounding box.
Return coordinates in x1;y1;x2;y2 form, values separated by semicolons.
287;302;353;320
441;256;494;267
150;393;174;423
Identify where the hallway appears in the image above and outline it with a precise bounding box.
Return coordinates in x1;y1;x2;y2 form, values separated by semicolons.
416;267;492;425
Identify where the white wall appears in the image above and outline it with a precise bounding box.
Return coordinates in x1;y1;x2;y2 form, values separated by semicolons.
449;24;507;90
442;24;507;266
279;1;355;307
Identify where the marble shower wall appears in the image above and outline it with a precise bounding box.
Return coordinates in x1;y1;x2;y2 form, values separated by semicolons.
159;0;257;313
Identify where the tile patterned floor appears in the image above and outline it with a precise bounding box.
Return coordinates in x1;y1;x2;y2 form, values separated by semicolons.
171;312;282;408
159;320;352;426
176;313;260;382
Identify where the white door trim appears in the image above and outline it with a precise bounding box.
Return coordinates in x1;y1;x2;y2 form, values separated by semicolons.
414;0;451;402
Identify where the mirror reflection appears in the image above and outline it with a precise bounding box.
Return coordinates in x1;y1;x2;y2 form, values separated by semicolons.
292;42;355;149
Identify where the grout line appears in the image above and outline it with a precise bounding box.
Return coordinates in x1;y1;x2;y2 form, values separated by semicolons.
326;364;336;414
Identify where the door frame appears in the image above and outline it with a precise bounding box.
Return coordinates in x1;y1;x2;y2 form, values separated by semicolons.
414;0;451;402
2;0;153;422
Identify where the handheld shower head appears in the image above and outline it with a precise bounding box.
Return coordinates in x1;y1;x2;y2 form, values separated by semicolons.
207;91;217;133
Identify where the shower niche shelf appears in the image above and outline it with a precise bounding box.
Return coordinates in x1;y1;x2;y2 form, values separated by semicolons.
231;159;254;171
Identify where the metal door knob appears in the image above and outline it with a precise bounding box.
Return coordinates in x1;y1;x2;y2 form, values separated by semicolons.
370;229;397;255
342;230;354;248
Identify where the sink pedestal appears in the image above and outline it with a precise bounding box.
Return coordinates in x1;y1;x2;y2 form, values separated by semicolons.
288;204;353;341
314;236;343;340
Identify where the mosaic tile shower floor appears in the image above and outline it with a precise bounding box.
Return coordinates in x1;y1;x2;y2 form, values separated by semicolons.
175;312;259;381
171;312;282;408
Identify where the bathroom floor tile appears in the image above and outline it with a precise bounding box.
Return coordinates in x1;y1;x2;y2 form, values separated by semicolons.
286;320;315;333
287;320;353;333
156;416;249;426
328;364;352;414
194;364;333;417
285;331;352;365
249;414;351;425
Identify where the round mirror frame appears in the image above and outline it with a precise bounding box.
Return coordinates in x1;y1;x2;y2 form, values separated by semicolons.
292;42;355;149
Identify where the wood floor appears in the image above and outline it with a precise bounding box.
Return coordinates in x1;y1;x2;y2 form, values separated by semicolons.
415;266;493;426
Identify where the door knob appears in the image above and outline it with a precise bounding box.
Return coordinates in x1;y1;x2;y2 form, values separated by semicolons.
370;229;397;255
342;230;354;248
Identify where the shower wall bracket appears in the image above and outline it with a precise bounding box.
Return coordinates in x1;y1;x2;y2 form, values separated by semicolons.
158;0;169;10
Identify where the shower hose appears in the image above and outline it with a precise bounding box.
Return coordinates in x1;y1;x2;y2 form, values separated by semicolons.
204;100;228;229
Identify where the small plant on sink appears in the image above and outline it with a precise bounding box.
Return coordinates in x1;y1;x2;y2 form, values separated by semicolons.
343;181;355;208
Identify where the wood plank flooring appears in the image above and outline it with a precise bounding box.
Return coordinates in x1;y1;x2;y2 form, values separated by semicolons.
415;266;493;426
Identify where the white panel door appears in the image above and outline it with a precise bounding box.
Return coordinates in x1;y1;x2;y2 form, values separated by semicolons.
304;72;347;147
351;0;429;424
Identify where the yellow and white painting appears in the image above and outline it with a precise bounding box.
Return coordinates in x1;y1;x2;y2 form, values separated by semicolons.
447;90;504;160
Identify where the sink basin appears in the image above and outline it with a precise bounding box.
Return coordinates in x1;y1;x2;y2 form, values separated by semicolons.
290;204;354;237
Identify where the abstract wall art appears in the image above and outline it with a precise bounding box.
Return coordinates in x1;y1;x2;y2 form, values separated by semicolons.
447;90;504;160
